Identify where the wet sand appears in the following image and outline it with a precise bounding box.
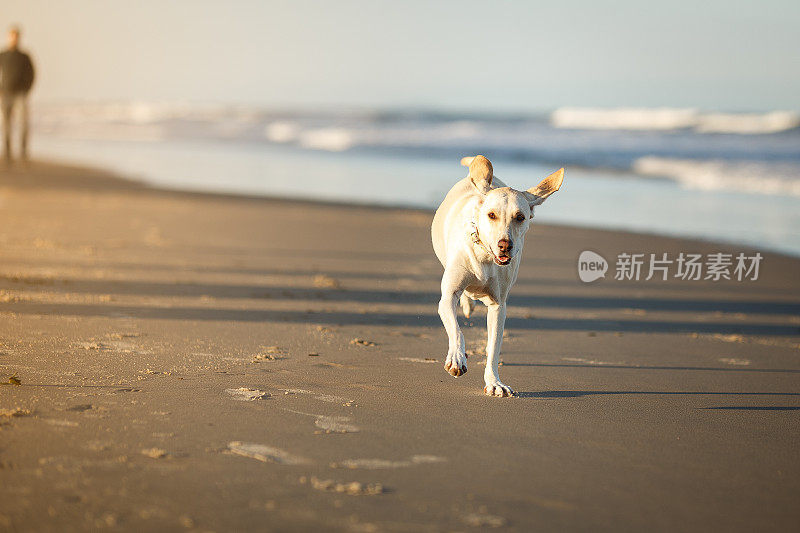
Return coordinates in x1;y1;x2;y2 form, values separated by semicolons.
1;161;799;532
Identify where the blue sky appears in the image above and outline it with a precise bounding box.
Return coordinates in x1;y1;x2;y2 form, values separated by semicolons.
4;0;799;111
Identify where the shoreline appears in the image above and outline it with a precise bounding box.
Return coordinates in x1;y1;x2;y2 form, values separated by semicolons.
1;159;798;531
14;156;800;260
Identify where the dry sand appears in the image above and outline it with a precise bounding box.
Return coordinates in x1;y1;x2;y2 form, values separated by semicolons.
1;161;799;532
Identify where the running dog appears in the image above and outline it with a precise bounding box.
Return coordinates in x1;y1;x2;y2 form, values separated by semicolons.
431;155;564;396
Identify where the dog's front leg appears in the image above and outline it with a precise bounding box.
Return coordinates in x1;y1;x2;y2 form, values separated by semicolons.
484;302;514;397
439;273;467;377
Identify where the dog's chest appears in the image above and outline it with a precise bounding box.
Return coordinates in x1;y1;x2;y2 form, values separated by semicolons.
465;261;518;303
465;273;503;304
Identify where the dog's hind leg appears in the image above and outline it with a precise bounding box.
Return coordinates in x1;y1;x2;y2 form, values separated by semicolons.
459;292;475;318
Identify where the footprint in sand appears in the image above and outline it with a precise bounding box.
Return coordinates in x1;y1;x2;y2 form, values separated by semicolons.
463;512;507;528
279;388;351;404
252;346;288;362
283;408;360;433
44;419;79;428
561;357;620;366
314;361;356;369
349;338;377;347
314;415;359;433
312;274;341;289
227;441;309;465
78;338;151;355
719;357;751;366
66;404;94;412
113;388;141;394
141;448;169;459
225;388;270;401
0;408;33;419
331;455;445;469
398;357;438;364
300;476;383;495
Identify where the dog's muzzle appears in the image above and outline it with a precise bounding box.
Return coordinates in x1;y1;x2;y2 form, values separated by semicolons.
495;239;513;265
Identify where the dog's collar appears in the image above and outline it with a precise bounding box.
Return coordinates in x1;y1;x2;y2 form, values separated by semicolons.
469;221;514;266
469;221;495;258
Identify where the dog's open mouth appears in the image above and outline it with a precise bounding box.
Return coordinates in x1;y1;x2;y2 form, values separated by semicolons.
494;255;511;266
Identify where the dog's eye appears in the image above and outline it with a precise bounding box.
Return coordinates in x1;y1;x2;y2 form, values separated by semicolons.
515;213;525;222
487;212;497;220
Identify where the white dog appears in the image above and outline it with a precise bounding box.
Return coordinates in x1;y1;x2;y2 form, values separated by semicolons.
431;155;564;396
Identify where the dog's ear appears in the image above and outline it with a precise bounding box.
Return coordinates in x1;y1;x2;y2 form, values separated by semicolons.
462;155;493;194
525;168;564;207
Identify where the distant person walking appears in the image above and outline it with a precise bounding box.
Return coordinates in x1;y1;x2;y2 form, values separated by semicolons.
0;26;35;163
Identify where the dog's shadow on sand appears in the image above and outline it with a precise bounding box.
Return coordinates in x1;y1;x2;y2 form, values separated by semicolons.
514;390;800;410
516;390;800;398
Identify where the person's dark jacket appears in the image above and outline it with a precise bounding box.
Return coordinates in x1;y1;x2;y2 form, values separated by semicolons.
0;48;35;94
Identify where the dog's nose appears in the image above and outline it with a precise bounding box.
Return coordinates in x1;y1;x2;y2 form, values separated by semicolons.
498;238;512;253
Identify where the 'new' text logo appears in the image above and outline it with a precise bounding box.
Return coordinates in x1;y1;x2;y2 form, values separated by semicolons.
578;251;608;283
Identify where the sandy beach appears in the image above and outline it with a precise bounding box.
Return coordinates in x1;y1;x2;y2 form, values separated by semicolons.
1;161;799;532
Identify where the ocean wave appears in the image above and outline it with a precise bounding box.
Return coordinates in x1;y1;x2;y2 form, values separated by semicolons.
31;103;800;186
633;156;800;197
298;128;356;152
264;121;300;143
694;111;800;134
551;107;699;131
551;107;800;134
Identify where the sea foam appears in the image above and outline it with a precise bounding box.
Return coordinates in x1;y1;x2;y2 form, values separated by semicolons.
633;156;800;197
551;107;800;134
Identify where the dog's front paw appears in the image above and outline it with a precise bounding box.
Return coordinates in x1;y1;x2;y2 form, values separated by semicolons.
444;352;467;377
483;380;515;397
